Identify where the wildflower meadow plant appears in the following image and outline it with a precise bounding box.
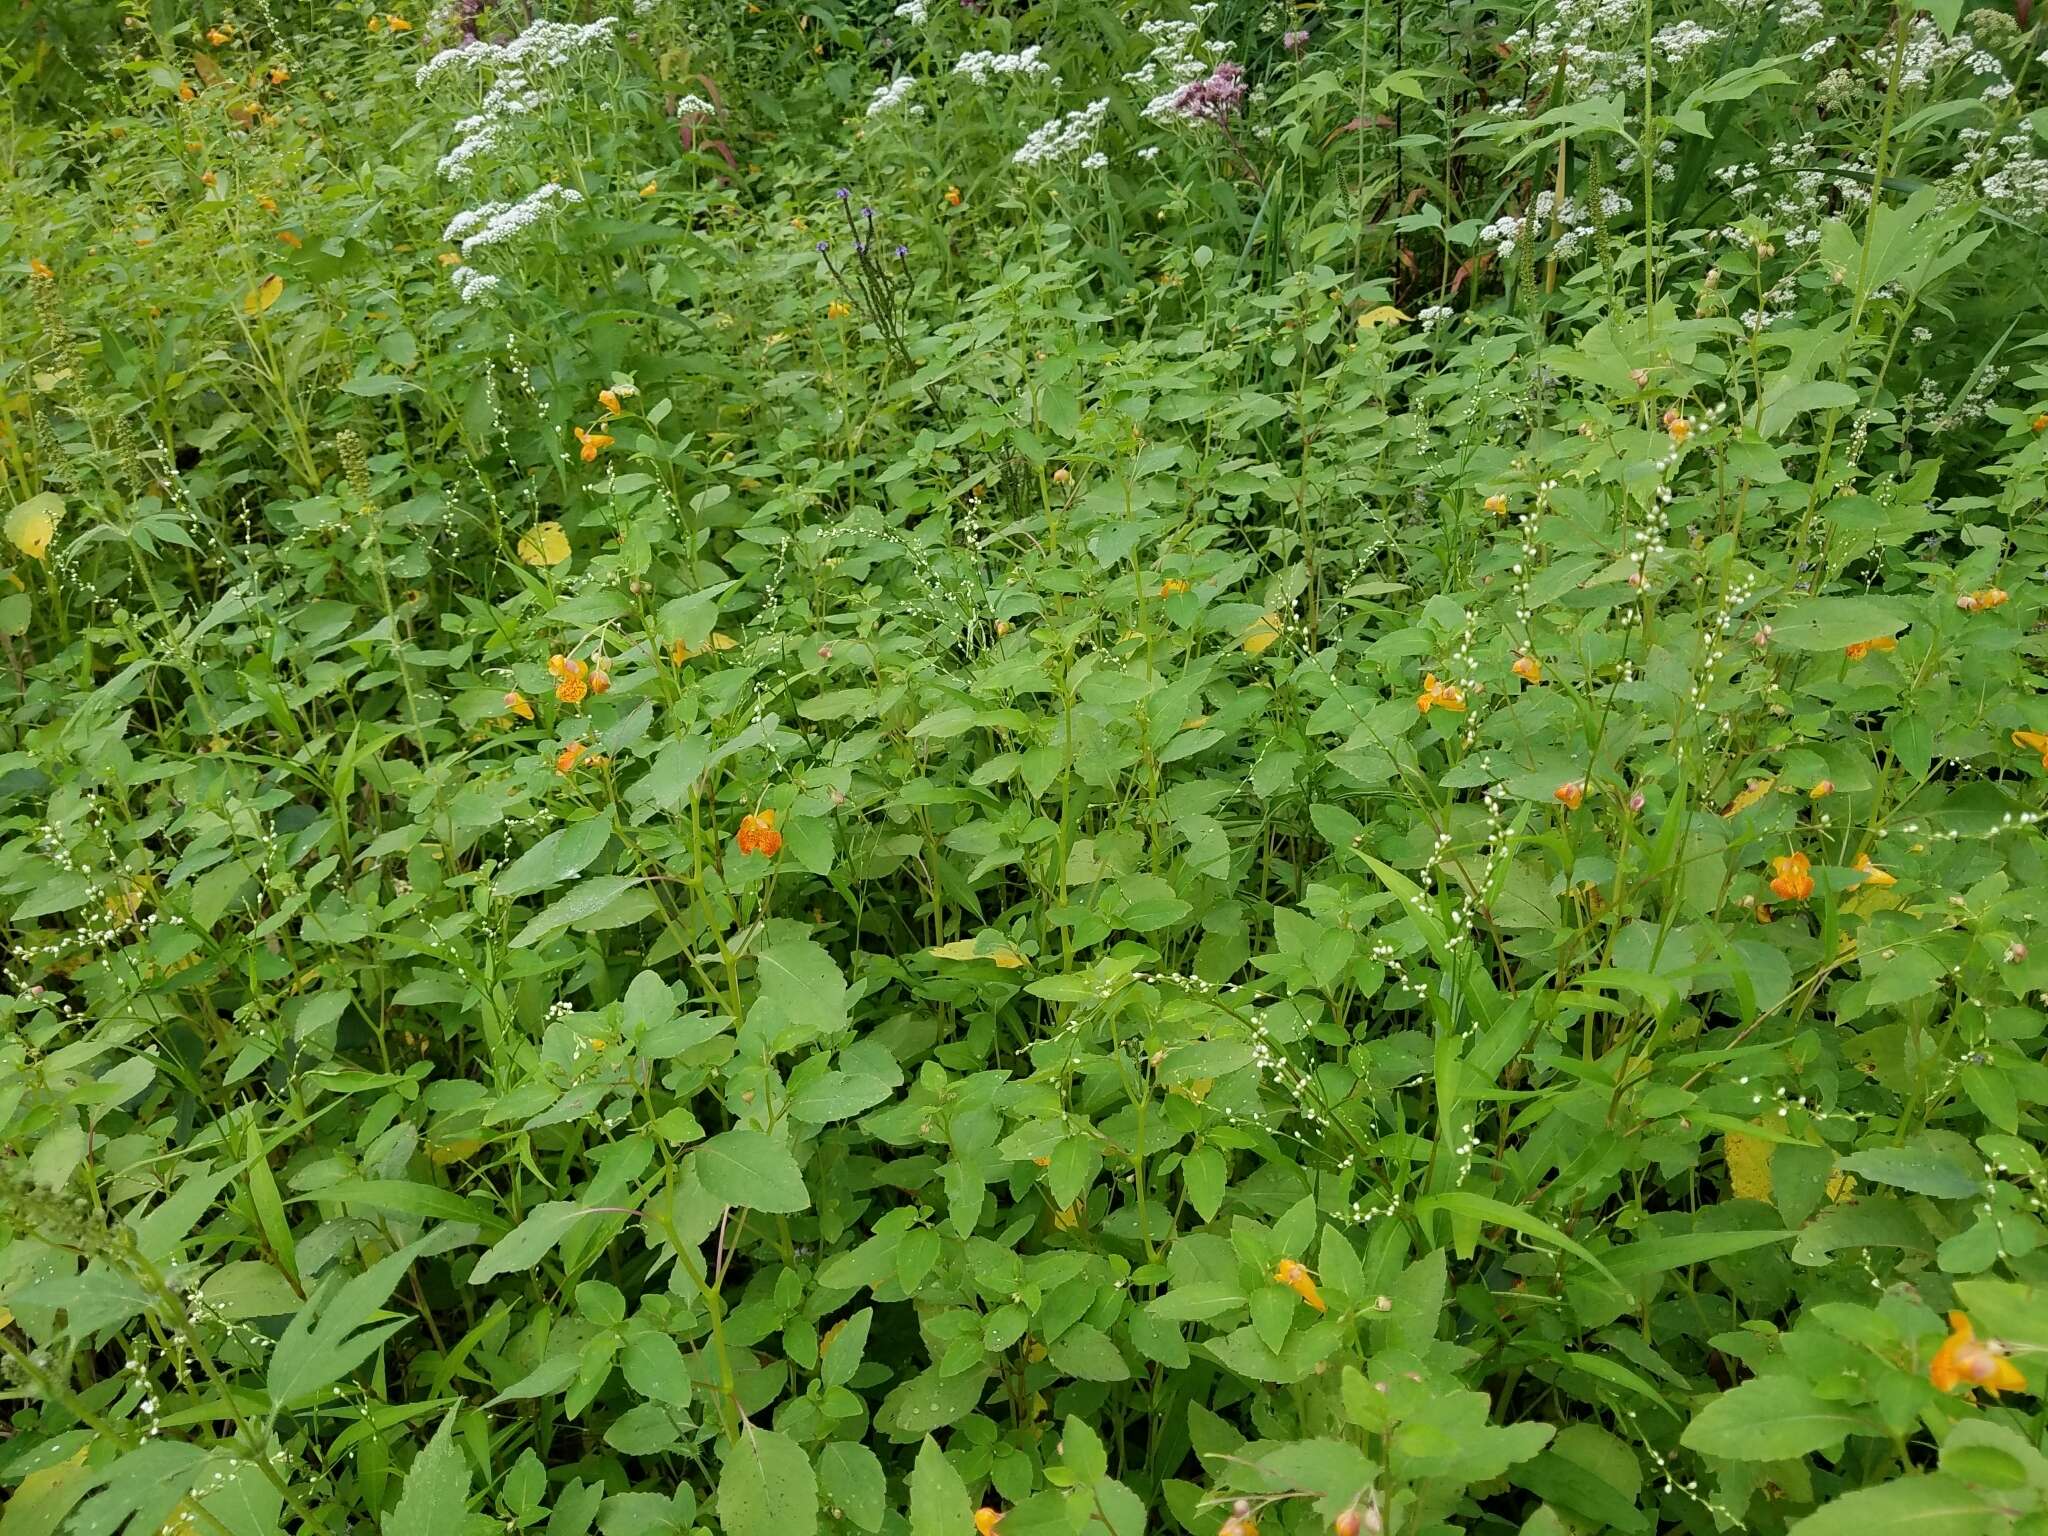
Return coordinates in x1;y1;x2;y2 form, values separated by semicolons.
7;4;2048;1536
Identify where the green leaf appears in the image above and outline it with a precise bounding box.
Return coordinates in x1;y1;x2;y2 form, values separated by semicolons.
511;876;649;947
1788;1473;2001;1536
1836;1147;1978;1200
909;1436;973;1536
467;1202;596;1284
690;1129;811;1213
496;816;613;898
1681;1375;1871;1460
817;1444;886;1534
267;1242;421;1406
1768;596;1910;651
384;1409;470;1536
716;1428;817;1536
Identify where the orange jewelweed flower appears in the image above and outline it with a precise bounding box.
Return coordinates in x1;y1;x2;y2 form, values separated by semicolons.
1809;779;1833;799
207;26;231;44
1768;852;1814;903
178;81;196;101
549;654;590;704
554;741;587;775
1417;673;1466;714
386;14;412;30
826;300;852;320
1664;407;1692;444
2033;413;2048;432
1852;852;1895;888
1484;493;1508;515
1553;780;1585;811
598;388;622;416
270;66;290;83
946;185;963;207
574;425;613;463
1931;1311;2027;1396
29;258;53;279
504;690;534;721
974;1510;1003;1536
639;180;658;197
1512;653;1542;684
1273;1258;1326;1313
277;229;302;248
366;14;382;29
1844;635;1895;661
2013;729;2048;770
1158;578;1190;597
736;809;782;858
1958;587;2009;612
589;662;611;695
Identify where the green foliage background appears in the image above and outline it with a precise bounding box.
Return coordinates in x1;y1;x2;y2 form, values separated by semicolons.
6;1;2048;1534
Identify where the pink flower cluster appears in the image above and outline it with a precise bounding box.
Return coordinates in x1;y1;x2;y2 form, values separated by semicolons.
1166;60;1246;124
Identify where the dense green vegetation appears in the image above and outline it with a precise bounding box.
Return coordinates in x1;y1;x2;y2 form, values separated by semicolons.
6;1;2048;1533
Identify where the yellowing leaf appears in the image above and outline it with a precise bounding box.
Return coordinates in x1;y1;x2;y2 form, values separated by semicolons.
6;492;61;561
1825;1170;1857;1203
1720;776;1774;818
243;273;285;314
1723;1130;1775;1203
517;521;571;567
670;632;737;662
1357;304;1411;329
1242;612;1285;655
1051;1199;1084;1231
429;1137;485;1164
929;936;1029;969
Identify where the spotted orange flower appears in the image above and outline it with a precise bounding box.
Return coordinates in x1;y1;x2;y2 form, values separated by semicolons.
1852;852;1895;888
1931;1311;2027;1396
974;1510;1003;1536
1768;852;1813;903
736;809;782;858
548;654;590;705
639;180;659;197
386;14;412;30
555;741;587;775
179;81;196;101
589;661;611;695
28;257;52;280
504;690;534;721
1512;653;1542;684
1664;408;1692;444
1273;1258;1325;1313
1158;578;1190;598
826;300;852;320
1809;779;1833;799
574;425;613;463
1417;673;1466;714
1958;587;2010;612
2034;413;2048;432
946;186;963;207
1844;635;1895;661
207;27;231;45
277;229;302;249
598;388;622;416
1484;493;1508;516
366;13;382;29
2013;729;2048;770
1553;780;1585;811
270;66;290;84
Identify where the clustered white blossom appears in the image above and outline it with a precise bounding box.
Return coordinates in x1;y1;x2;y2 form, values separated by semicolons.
1081;150;1108;170
1713;132;1871;250
893;0;928;20
436;71;551;179
1615;136;1678;183
415;17;619;86
1958;127;2048;215
443;182;585;256
1504;0;1644;96
1012;98;1110;167
1417;304;1454;331
1900;16;2010;97
866;75;921;118
1478;188;1629;261
675;93;716;116
953;46;1052;84
1125;17;1233;122
1653;21;1721;63
448;265;502;304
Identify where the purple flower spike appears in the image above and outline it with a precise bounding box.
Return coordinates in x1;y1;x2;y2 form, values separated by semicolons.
836;187;851;200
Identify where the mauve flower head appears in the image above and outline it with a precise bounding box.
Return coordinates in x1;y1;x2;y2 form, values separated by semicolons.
836;187;851;200
895;243;909;257
1283;28;1309;51
817;240;830;252
1168;60;1246;124
862;205;874;219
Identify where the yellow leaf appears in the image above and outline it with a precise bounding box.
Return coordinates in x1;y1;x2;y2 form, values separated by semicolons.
517;521;571;567
1720;776;1774;817
1051;1199;1084;1231
1357;304;1411;329
1825;1170;1857;1203
1242;611;1284;655
7;493;61;560
1723;1129;1775;1202
929;936;1029;969
429;1137;485;1164
242;273;284;314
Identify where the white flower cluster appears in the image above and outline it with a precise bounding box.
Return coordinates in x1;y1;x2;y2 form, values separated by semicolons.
953;45;1052;84
1961;129;2048;214
1012;98;1110;167
443;183;585;256
866;75;922;117
1417;304;1454;331
1653;21;1720;63
449;265;502;304
1125;18;1231;122
1478;189;1625;261
1081;150;1107;169
1504;0;1644;96
1900;16;2007;95
437;71;551;179
1615;136;1677;183
893;0;928;20
416;18;619;87
1713;132;1870;250
676;94;715;116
